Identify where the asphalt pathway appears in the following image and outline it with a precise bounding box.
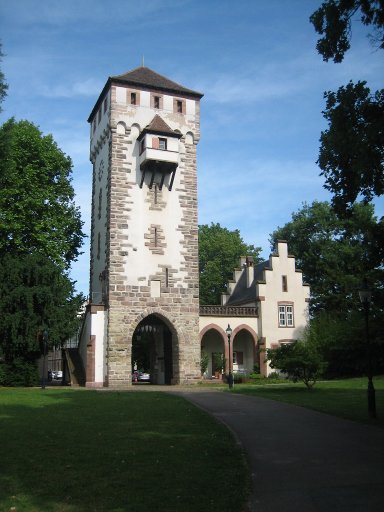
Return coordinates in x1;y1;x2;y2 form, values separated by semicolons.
174;390;384;512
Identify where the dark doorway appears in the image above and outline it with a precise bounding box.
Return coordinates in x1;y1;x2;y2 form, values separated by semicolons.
132;315;174;385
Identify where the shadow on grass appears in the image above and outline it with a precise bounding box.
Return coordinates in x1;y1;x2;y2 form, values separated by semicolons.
234;379;384;428
0;388;249;512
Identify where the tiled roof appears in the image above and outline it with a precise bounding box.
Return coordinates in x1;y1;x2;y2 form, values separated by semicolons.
138;115;182;140
111;66;203;98
88;66;203;122
226;260;270;306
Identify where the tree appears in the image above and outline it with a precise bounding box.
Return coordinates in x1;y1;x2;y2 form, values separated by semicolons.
267;340;323;389
0;42;8;112
270;201;383;314
199;223;262;305
310;0;384;63
318;81;384;213
311;1;384;215
0;252;83;385
0;119;84;269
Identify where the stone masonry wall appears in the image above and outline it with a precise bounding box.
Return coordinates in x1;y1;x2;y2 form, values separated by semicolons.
105;86;200;387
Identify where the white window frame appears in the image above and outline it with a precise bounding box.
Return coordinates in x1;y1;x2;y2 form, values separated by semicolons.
278;304;294;327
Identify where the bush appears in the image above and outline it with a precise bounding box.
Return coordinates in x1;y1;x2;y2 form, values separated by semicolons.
0;359;39;386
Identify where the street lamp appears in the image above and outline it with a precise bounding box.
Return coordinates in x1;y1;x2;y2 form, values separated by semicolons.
41;330;48;390
226;324;233;389
358;279;376;419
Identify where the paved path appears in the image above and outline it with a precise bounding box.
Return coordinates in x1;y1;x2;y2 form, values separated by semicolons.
173;390;384;512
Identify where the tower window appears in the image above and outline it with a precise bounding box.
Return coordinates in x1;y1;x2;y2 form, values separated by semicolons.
165;267;169;287
131;92;137;105
154;96;160;109
176;100;183;113
159;138;167;150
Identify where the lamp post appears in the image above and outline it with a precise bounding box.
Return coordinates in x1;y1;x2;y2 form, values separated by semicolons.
358;279;376;419
226;324;233;389
41;330;48;390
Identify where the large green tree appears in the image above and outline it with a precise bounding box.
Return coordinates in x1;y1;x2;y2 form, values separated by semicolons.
310;0;384;63
311;1;384;215
270;201;383;314
0;119;84;269
199;223;261;305
0;252;82;364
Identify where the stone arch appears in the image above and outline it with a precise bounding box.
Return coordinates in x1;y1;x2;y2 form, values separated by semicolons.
200;324;227;380
116;121;126;135
231;324;258;375
129;123;141;141
185;131;194;144
130;307;183;385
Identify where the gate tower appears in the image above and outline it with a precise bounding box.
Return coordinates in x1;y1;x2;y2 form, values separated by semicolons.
87;66;203;386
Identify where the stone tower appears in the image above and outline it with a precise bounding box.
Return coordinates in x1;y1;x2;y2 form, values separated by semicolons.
86;66;203;387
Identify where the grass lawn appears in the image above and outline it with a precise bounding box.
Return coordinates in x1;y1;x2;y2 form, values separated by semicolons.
232;376;384;428
0;388;250;512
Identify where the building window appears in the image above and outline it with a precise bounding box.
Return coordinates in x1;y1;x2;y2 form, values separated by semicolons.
154;227;158;247
130;92;137;105
282;275;288;292
98;109;101;124
159;137;167;150
176;100;183;113
98;188;102;220
279;304;294;327
154;184;158;204
103;97;108;113
165;267;169;287
97;233;101;260
154;96;160;109
93;119;96;133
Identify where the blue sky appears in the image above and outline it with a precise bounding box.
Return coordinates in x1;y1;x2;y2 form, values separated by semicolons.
1;0;382;296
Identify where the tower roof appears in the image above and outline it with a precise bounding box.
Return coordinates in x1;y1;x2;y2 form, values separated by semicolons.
138;115;182;140
112;66;203;98
88;66;203;123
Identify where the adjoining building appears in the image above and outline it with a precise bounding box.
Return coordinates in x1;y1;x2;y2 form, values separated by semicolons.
72;66;309;387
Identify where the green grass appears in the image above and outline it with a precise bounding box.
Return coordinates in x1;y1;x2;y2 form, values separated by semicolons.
232;376;384;427
0;388;250;512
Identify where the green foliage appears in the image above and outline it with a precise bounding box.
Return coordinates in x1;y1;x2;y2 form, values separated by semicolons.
319;81;384;213
200;351;209;375
212;352;225;372
310;0;384;63
270;200;383;314
0;42;8;112
267;341;324;389
199;223;261;305
0;119;84;269
0;252;83;369
0;359;39;387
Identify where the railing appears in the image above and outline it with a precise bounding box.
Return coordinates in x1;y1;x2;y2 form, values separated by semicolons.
199;305;258;317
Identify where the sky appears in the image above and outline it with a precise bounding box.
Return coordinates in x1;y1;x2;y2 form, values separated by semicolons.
1;0;383;296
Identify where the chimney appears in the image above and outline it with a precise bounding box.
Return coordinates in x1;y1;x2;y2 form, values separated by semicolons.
246;256;254;288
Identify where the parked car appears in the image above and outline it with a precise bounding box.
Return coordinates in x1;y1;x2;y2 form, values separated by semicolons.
132;371;150;383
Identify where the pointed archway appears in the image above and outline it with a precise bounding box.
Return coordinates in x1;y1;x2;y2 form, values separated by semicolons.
132;314;174;385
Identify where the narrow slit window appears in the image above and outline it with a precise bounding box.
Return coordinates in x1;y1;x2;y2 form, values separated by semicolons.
165;267;169;287
282;275;288;292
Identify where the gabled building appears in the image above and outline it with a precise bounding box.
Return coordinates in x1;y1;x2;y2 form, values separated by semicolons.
75;66;309;387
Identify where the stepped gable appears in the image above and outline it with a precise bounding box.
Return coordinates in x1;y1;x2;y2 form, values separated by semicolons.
227;260;270;306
